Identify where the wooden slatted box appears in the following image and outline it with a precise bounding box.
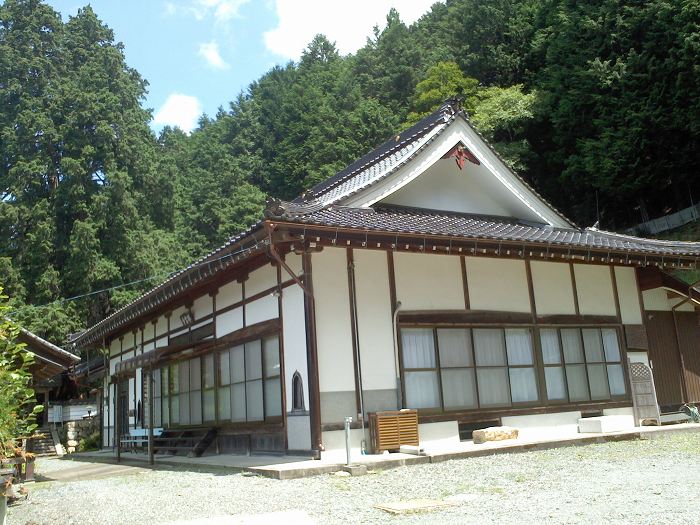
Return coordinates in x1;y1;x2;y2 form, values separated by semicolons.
369;409;419;453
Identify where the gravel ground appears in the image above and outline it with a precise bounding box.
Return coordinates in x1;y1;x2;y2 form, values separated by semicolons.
8;432;700;525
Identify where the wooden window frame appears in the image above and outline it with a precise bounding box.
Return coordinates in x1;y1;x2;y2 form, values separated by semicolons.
399;323;630;416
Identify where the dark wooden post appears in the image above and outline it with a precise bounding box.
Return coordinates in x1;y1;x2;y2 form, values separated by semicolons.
148;369;155;465
302;251;322;457
115;381;121;463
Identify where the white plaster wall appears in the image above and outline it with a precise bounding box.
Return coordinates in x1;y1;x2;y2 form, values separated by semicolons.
216;307;243;338
282;284;309;410
135;368;142;420
170;306;187;331
287;414;311;451
109;339;120;358
217;280;242;310
313;248;355;393
627;351;649;367
143;342;155;353
394;252;464;310
142;324;154;344
501;411;582;439
574;264;616;316
642;288;670;311
245;294;278;325
615;266;643;324
192;294;213;320
668;295;695;312
467;257;531;313
156;336;168;348
284;253;303;277
354;249;396;391
155;316;168;337
321;428;369;461
530;261;576;315
247;263;277;296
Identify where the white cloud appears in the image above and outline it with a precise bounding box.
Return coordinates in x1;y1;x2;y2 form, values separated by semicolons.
165;0;250;22
198;41;229;69
264;0;440;60
153;93;203;133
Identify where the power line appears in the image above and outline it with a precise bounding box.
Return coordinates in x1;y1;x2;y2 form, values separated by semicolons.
15;237;263;311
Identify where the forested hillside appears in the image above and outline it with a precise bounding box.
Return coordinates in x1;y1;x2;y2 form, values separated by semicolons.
1;0;699;343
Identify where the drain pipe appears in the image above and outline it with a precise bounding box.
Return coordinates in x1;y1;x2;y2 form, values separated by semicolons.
392;301;403;409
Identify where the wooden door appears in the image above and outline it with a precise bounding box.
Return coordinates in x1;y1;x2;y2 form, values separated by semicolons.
645;311;684;407
675;312;700;403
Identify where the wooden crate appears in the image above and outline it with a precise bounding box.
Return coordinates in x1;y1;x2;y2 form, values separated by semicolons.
369;409;419;453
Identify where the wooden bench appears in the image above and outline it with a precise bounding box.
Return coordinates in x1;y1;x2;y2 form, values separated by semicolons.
120;428;163;450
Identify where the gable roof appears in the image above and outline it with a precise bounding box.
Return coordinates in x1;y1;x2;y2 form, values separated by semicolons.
296;99;575;228
16;326;80;381
73;99;700;350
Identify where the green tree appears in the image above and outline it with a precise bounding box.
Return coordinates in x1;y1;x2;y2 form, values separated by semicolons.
0;287;42;457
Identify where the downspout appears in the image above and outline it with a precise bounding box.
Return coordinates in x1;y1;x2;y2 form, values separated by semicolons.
670;278;700;405
392;301;403;409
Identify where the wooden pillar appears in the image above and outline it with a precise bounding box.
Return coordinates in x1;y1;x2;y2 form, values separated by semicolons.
147;369;154;466
115;380;121;463
302;251;322;456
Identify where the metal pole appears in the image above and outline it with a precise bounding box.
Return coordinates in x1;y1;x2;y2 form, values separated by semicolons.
148;370;154;466
344;416;353;467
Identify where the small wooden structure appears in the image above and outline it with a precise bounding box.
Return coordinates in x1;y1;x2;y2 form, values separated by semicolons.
369;410;419;453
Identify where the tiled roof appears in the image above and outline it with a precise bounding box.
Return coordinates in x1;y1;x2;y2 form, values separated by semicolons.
270;204;700;258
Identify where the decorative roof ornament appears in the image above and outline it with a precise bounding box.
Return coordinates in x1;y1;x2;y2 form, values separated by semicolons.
442;142;480;170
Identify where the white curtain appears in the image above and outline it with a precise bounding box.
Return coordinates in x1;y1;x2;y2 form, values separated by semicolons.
607;364;626;396
540;329;562;364
190;390;202;424
231;346;245;383
203;390;215;422
587;363;610;399
245;341;262;380
179;360;190;393
264;378;282;417
218;386;231;420
477;368;510;407
203;354;215;388
263;336;280;377
561;329;584;363
473;329;506;366
404;371;440;409
441;369;477;409
509;368;538;403
437;329;472;367
582;329;604;362
544;367;567;401
220;350;231;385
246;379;264;421
505;329;534;365
601;329;621;362
231;383;246;421
401;328;436;368
565;364;589;401
190;357;202;390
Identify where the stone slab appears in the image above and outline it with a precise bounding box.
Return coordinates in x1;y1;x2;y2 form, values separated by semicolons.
374;499;456;515
472;426;519;444
578;415;635;433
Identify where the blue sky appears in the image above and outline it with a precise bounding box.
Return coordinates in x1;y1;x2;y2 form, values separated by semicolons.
44;0;438;133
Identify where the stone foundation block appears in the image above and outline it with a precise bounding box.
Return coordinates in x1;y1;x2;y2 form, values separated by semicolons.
472;426;519;444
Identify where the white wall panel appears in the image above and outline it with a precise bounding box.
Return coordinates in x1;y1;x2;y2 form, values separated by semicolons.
531;261;576;315
245;295;278;325
217;280;242;310
285;253;303;277
170;306;187;331
314;248;355;392
574;264;616;316
142;324;154;343
192;294;213;319
155;316;168;337
247;263;277;296
354;249;396;390
467;257;530;313
394;252;464;310
282;284;309;410
216;307;243;338
614;266;643;324
109;339;120;357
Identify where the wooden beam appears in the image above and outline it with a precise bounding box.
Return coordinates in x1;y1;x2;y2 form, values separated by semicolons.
302;251;322;456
